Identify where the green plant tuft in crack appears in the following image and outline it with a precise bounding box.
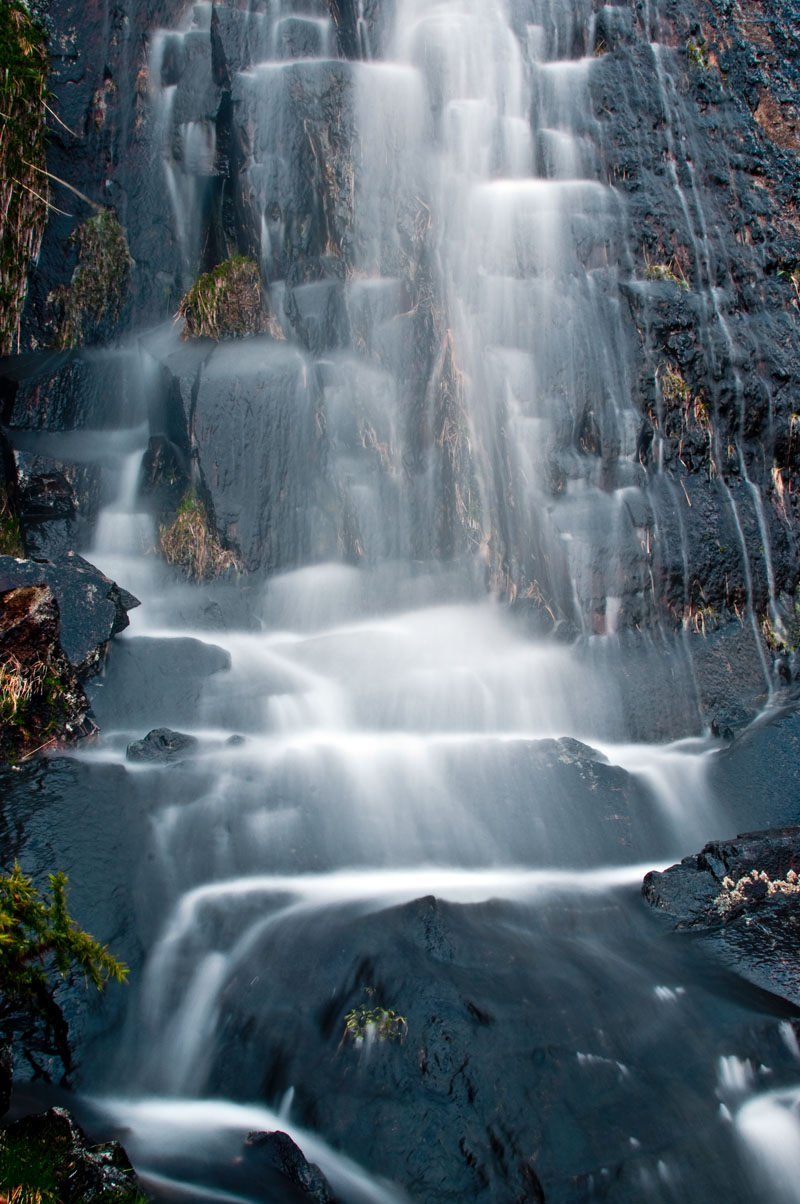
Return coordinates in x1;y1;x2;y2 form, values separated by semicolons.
343;1004;408;1044
159;486;241;581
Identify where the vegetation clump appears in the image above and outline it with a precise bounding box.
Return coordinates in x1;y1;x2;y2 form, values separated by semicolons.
686;36;710;69
49;211;133;348
644;255;689;289
159;487;240;581
176;256;276;340
659;363;691;403
342;1004;407;1044
0;861;128;1001
0;0;50;355
0;1113;147;1204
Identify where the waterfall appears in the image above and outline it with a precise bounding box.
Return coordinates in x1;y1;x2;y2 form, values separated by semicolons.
22;0;796;1200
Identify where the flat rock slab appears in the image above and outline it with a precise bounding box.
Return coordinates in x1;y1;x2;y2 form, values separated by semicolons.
0;554;139;676
643;826;800;1006
87;635;231;729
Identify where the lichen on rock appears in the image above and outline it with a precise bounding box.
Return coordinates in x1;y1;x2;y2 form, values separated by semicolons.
176;256;282;340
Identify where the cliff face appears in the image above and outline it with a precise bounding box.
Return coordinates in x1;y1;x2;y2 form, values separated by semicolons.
588;0;800;633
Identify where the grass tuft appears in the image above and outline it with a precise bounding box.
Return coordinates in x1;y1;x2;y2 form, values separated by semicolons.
159;487;240;581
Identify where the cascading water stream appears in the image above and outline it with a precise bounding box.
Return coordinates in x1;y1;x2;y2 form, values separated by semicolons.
36;0;798;1200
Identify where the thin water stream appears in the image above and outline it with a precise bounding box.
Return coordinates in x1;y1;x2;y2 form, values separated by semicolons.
28;0;800;1199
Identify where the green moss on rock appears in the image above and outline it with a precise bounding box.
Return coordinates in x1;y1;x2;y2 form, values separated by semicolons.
49;211;133;348
176;256;280;340
0;1;50;356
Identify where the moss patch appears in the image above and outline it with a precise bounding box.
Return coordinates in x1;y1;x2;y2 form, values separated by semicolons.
176;256;280;340
0;1;50;355
49;211;133;348
159;487;240;580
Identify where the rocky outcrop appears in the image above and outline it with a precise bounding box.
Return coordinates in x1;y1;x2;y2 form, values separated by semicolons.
243;1130;336;1204
0;1107;143;1203
642;826;800;1006
0;585;91;762
126;726;199;763
0;554;139;677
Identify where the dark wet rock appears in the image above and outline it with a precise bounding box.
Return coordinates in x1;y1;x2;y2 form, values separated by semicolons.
243;1130;336;1203
138;434;191;528
88;635;231;730
126;726;200;763
178;339;332;572
0;585;91;762
0;349;142;432
0;554;139;677
642;826;800;1006
13;451;102;559
0;1107;142;1203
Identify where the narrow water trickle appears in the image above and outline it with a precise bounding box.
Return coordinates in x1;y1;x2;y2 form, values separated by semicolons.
43;0;800;1200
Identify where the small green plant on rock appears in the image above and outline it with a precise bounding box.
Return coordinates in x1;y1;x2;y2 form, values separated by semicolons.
686;36;710;69
659;363;691;403
0;1;50;355
343;1004;407;1044
644;253;689;289
49;211;133;348
159;487;240;581
176;256;281;340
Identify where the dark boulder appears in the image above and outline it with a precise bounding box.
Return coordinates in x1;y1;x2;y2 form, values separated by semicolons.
0;585;92;762
243;1130;336;1203
0;349;142;432
0;554;139;677
126;727;200;763
643;826;800;1006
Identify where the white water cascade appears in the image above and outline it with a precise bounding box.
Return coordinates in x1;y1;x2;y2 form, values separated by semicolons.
29;0;798;1201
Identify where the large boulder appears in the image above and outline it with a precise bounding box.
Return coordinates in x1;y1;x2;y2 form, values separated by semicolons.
642;826;800;1006
0;554;139;677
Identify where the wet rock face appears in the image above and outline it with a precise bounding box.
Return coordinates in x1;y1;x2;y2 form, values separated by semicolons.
642;826;800;1006
0;584;90;761
590;0;800;631
20;0;188;345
